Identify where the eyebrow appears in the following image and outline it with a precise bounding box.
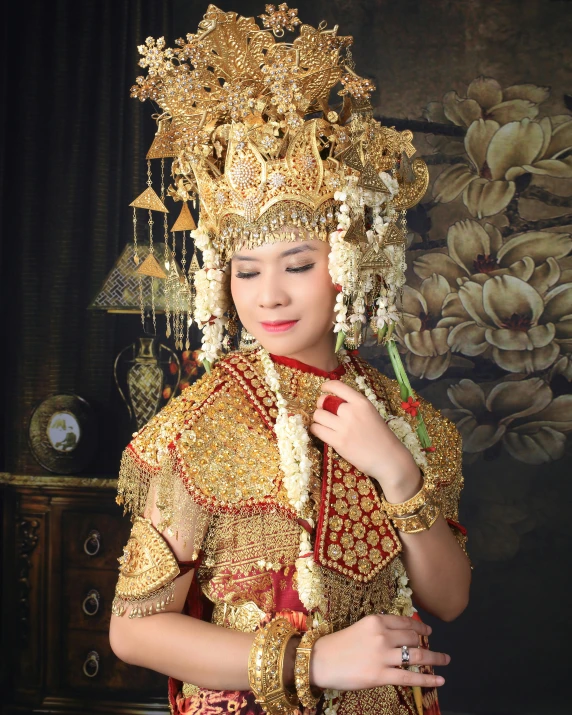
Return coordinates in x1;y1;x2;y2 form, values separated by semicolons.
232;244;318;262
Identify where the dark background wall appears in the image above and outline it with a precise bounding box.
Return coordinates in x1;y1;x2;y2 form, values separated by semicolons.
2;2;571;714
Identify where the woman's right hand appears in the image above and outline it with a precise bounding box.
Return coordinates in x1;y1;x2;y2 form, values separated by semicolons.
310;614;450;691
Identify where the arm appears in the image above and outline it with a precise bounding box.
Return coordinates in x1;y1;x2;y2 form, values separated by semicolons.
312;381;471;623
110;487;449;692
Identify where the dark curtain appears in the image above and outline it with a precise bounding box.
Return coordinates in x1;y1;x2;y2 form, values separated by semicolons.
1;0;172;473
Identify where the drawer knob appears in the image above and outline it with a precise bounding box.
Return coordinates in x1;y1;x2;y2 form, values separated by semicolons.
82;650;100;678
82;589;101;616
83;530;101;557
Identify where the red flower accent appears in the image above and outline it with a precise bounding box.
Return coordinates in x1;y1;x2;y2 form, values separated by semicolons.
401;395;420;417
423;445;436;452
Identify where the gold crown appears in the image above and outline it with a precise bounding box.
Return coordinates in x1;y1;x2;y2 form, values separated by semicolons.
132;4;428;261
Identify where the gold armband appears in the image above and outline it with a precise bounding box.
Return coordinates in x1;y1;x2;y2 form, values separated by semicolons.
294;622;331;708
112;516;180;618
248;618;300;715
382;483;441;534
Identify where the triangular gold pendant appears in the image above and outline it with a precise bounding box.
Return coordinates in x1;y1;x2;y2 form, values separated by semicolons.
171;202;196;232
136;253;168;279
359;243;390;272
130;187;169;213
382;221;406;247
336;143;363;171
359;162;389;193
344;216;366;244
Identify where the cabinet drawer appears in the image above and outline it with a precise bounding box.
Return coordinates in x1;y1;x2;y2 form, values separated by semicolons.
63;629;167;693
64;568;119;631
62;510;131;569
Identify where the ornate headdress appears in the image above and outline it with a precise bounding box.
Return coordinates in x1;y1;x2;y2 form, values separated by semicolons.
129;4;428;369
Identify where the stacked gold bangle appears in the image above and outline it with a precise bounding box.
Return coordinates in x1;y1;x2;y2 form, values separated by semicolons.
382;482;440;533
248;618;300;714
294;621;332;707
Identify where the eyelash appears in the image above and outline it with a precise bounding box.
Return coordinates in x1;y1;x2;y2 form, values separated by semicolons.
235;263;315;279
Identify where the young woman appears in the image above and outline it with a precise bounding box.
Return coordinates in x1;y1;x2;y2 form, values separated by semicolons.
109;7;471;714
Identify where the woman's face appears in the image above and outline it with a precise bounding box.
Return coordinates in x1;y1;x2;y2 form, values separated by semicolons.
230;237;338;361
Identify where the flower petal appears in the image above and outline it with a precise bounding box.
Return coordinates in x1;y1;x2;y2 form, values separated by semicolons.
463;178;515;218
404;329;449;357
465;119;499;171
502;83;550;105
406;352;450;380
447;220;491;275
443;91;482;127
529;323;556;348
433;164;475;203
413;251;468;283
401;285;427;317
518;395;572;432
423;101;448;124
485;223;504;254
447;379;487;414
487;100;538;125
497;232;572;267
486;377;552;422
525;157;572;178
491;344;559;372
544;117;572;159
448;321;489;355
486;119;544;180
543;283;572;322
467;77;503;110
503;427;565;464
420;274;451;317
527;258;561;295
458;280;490;326
462;421;506;453
482;275;544;327
554;318;572;340
485;327;533;351
441;291;470;324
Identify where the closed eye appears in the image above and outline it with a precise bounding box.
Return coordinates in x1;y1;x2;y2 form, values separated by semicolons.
235;271;259;279
287;263;315;273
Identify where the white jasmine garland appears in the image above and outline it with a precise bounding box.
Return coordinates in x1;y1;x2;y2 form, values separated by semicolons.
191;226;229;365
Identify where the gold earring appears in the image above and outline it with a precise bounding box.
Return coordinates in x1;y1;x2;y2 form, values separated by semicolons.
239;328;259;350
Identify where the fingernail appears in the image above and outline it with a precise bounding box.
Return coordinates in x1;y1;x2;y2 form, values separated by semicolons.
437;677;445;685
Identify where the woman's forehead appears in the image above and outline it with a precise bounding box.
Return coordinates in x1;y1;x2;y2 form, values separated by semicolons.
231;238;327;261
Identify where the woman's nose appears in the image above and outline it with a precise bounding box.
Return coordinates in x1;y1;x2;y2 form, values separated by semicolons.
257;271;290;308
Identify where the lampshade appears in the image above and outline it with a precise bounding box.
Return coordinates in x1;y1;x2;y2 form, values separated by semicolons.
89;243;172;313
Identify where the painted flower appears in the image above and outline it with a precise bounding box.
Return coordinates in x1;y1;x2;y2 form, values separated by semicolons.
413;220;572;292
443;273;572;373
433;117;572;218
444;377;572;463
424;77;550;128
395;275;454;379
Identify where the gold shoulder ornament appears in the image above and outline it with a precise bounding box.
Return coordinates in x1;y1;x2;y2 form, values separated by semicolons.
112;516;180;618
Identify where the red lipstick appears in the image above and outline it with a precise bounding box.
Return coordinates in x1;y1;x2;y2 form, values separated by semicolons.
260;320;299;333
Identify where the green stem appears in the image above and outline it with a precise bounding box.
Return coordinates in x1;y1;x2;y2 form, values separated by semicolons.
386;340;432;449
202;358;212;374
335;330;346;353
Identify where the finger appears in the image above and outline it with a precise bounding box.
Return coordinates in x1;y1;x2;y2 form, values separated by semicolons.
387;647;451;669
386;669;446;688
320;379;367;404
379;614;432;637
317;393;348;411
384;630;422;649
309;421;337;445
312;407;343;430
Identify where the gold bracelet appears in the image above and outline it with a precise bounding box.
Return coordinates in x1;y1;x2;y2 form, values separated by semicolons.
382;481;433;518
391;499;441;533
294;621;332;707
248;618;300;715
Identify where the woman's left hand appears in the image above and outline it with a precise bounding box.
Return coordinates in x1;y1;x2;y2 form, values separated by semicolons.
310;380;421;495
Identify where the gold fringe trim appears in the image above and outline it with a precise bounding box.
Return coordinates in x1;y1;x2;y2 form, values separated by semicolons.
112;581;176;619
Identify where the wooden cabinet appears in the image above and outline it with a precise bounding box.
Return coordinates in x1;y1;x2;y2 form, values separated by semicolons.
0;474;169;714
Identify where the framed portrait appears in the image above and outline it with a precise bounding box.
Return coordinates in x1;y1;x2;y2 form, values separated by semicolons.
28;394;98;474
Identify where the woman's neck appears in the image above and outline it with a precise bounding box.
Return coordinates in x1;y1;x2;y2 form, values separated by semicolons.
270;334;340;373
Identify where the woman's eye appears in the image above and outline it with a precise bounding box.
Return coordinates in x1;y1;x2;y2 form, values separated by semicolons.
287;263;315;273
235;271;259;279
